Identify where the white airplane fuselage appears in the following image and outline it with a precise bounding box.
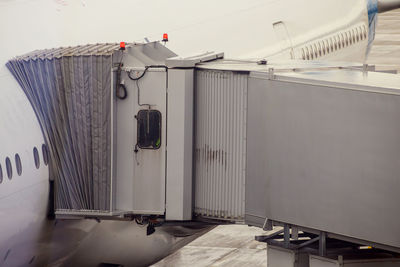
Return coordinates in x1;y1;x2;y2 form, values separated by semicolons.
0;0;398;266
0;73;49;265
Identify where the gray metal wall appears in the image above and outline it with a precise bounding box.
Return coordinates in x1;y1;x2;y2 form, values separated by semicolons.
194;70;248;220
246;75;400;250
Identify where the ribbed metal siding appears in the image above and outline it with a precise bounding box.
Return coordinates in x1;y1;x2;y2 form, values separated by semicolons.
194;70;247;220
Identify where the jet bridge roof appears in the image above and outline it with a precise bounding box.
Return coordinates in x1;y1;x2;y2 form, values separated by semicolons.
15;43;124;59
196;59;363;71
12;42;177;64
196;59;400;92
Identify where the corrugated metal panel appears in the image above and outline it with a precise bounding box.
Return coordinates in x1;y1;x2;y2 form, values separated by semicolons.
194;70;247;220
14;43;135;60
7;49;114;212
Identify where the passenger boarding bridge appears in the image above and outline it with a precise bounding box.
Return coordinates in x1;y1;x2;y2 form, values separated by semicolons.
7;42;400;266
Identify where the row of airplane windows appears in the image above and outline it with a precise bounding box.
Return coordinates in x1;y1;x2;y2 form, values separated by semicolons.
301;25;368;60
0;145;49;183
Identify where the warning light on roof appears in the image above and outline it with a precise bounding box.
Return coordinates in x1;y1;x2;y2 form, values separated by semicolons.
120;42;126;50
162;33;169;43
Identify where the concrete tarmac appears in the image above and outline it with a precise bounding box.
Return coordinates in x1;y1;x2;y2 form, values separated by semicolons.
152;225;270;267
152;10;400;267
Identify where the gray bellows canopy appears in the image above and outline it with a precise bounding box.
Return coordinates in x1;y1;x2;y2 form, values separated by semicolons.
6;44;121;212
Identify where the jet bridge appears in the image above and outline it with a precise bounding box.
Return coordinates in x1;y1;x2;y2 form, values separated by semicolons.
6;42;181;217
6;42;223;221
190;59;400;254
7;42;400;254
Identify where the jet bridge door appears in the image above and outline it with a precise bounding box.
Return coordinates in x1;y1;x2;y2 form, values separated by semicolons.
114;68;167;215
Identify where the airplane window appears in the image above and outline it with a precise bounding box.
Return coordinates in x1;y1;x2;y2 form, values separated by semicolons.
313;44;318;58
5;157;12;180
326;40;330;53
310;46;314;59
305;47;310;60
15;154;22;176
331;37;336;51
318;42;322;56
355;28;360;42
363;25;367;39
301;48;305;60
0;164;3;184
360;26;364;40
341;33;345;47
362;26;367;40
324;40;329;54
312;45;316;59
336;36;340;50
42;144;49;166
352;29;357;42
33;147;40;169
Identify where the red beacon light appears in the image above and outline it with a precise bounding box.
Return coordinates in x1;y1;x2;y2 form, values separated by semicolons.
162;33;169;43
120;42;126;50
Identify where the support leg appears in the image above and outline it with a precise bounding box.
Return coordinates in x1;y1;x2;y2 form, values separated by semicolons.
319;232;326;257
